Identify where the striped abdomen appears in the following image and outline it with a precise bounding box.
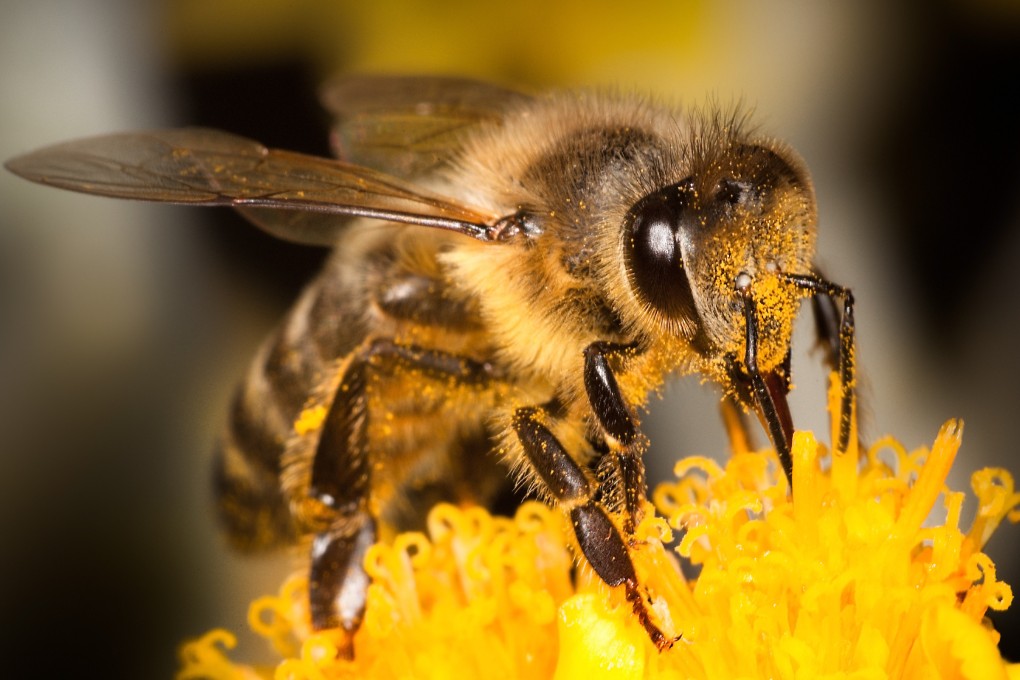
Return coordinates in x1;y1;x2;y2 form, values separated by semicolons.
214;251;369;551
211;225;504;552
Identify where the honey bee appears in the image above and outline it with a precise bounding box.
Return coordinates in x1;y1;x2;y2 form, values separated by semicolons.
6;75;855;651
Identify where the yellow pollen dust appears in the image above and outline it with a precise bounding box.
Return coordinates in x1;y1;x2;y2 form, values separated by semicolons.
177;376;1018;679
293;406;327;436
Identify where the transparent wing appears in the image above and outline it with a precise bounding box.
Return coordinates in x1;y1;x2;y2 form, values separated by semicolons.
5;128;501;245
320;75;531;178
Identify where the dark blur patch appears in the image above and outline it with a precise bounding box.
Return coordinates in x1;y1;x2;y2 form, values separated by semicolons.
171;59;331;312
0;295;211;678
874;6;1020;354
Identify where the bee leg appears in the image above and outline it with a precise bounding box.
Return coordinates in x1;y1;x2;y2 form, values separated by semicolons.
306;356;374;645
814;285;856;453
308;514;376;657
738;294;796;482
583;342;647;532
810;284;841;371
783;273;857;453
834;292;856;452
307;339;496;641
513;406;673;650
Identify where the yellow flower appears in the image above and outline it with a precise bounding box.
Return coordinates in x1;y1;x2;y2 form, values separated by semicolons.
177;380;1019;679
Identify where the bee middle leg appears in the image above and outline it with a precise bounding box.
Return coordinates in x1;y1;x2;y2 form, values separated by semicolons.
512;341;674;650
306;338;495;638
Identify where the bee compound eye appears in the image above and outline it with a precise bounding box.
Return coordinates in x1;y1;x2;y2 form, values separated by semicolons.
625;183;699;322
631;199;679;270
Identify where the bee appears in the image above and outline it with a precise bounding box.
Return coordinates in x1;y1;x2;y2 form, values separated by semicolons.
6;75;855;651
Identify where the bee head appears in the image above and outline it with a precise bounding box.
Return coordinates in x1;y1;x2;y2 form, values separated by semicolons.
622;142;817;372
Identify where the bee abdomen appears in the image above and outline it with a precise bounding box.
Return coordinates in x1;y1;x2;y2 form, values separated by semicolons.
213;349;302;551
214;278;362;551
213;431;297;551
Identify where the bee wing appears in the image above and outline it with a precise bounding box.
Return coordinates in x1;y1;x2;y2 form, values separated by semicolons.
5;128;502;245
320;75;531;178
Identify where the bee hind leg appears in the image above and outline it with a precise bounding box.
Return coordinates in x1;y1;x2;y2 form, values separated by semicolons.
304;355;374;654
305;339;497;651
308;513;376;656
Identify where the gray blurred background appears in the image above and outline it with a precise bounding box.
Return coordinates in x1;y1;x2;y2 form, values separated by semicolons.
2;1;1018;676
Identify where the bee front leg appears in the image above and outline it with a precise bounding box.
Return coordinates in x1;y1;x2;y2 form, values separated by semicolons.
512;341;675;650
783;272;857;453
583;341;648;533
512;406;671;650
810;284;841;370
809;280;856;452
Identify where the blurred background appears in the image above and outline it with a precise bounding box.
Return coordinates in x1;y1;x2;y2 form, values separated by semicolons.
1;1;1018;676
